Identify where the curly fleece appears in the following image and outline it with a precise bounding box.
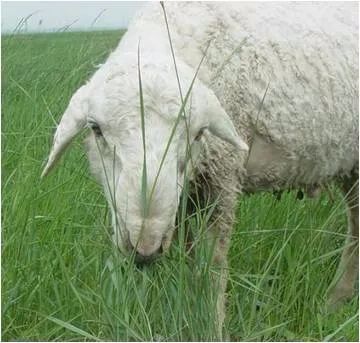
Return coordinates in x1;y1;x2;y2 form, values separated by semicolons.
126;2;358;191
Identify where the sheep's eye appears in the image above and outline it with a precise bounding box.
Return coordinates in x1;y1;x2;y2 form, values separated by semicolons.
89;122;103;137
194;128;205;141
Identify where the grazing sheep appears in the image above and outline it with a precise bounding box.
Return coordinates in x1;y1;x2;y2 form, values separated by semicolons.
42;2;358;338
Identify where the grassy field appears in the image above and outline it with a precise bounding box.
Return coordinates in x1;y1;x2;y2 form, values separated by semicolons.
2;30;358;341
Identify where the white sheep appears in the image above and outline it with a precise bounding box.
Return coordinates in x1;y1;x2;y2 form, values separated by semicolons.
42;2;358;338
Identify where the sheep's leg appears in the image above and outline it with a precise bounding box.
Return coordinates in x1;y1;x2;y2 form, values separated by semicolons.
189;158;240;339
206;197;237;341
327;177;359;308
211;231;231;341
186;192;233;339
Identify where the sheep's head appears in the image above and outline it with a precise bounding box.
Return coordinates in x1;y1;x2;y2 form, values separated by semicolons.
42;56;248;265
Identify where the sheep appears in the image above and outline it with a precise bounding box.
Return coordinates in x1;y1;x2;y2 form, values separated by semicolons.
42;2;358;338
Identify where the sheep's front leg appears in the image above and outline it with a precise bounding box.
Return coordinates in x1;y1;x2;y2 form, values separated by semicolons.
327;178;359;308
211;229;231;341
206;198;237;340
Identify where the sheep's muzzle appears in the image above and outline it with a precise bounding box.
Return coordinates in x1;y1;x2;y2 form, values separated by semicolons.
131;242;163;267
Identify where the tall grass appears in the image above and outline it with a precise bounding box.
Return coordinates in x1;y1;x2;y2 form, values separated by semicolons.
2;30;358;341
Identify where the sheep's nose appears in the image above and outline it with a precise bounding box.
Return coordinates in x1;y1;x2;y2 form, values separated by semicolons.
134;251;157;266
131;244;163;267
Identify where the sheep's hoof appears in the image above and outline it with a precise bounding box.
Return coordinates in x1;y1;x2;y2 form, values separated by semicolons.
220;330;230;342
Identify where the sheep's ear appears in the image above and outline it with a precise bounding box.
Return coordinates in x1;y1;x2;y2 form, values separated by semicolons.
196;84;249;151
41;87;88;178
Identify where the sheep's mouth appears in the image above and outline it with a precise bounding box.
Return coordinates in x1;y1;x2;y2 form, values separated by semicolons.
134;244;163;268
111;214;176;264
116;227;167;265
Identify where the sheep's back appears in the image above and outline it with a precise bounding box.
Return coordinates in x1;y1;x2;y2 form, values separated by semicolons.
104;2;358;188
167;2;358;186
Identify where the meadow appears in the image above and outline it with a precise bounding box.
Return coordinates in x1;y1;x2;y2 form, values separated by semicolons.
2;30;358;341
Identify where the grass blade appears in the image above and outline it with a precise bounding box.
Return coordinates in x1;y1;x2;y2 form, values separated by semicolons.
46;316;101;341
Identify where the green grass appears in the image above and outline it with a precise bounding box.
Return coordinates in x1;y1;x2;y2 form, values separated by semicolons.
2;30;358;341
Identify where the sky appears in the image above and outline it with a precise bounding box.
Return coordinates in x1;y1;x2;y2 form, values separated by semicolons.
1;1;147;33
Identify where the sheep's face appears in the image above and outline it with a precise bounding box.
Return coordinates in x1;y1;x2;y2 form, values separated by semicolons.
84;67;206;263
85;118;198;263
42;58;248;265
87;112;201;264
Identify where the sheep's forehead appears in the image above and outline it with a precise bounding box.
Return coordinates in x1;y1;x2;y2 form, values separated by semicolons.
89;97;187;160
88;95;197;151
87;59;202;162
92;55;202;120
90;99;187;140
89;65;191;129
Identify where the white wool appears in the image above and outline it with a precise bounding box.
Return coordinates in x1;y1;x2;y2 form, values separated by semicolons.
82;2;358;192
44;1;358;250
43;4;358;324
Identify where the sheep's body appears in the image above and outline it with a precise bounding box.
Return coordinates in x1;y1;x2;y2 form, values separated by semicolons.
124;2;358;191
104;1;359;333
43;2;359;338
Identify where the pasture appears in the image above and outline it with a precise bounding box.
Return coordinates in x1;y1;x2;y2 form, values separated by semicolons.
2;30;358;341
